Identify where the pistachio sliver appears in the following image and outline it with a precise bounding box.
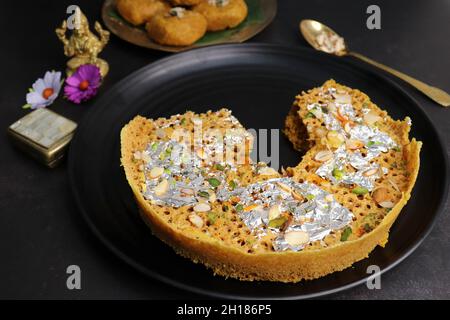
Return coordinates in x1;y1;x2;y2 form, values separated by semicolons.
332;168;344;180
207;178;221;188
340;227;352;241
352;186;368;195
197;190;210;198
268;216;288;229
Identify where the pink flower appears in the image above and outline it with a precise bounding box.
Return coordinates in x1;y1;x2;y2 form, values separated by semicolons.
64;64;101;104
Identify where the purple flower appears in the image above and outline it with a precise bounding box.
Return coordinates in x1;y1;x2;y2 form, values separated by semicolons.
25;71;62;109
64;64;101;104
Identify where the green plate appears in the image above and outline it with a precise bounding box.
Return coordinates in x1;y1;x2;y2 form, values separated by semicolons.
102;0;277;52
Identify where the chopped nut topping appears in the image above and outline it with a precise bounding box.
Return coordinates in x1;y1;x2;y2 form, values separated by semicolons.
314;150;333;162
363;110;382;125
346;139;364;150
243;204;262;212
153;179;169;196
268;204;282;220
362;168;378;177
372;187;390;204
193;202;211;213
378;201;395;208
149;167;164;179
284;231;309;246
258;167;278;176
188;214;204;228
276;182;292;193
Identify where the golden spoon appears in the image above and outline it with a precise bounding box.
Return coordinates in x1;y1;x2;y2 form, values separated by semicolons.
300;19;450;107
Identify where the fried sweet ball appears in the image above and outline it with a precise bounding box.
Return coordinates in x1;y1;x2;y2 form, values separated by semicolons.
169;0;203;6
146;8;207;46
193;0;248;31
117;0;170;26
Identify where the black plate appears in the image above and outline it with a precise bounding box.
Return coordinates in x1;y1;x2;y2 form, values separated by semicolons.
68;43;449;299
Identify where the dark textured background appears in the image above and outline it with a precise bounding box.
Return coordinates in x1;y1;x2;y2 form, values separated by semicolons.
0;0;448;299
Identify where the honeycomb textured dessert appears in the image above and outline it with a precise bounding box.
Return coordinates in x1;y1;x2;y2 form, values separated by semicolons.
121;81;421;282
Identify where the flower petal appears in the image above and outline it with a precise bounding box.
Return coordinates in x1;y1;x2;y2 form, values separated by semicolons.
76;65;90;80
43;71;54;88
66;74;82;87
32;78;46;93
47;92;58;102
64;86;84;104
26;91;46;106
52;72;62;92
82;64;100;82
64;85;79;95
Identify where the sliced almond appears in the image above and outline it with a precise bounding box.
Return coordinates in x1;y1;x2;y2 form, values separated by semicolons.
363;111;382;125
244;204;262;212
346;139;364;150
153;179;169;196
363;168;378;177
197;197;208;204
314;150;333;162
180;188;194;196
291;191;304;202
193;202;211;213
387;178;400;192
149;167;164;179
378;201;395;208
208;191;217;203
284;231;310;246
276;182;292;193
188;214;204;228
258;167;278;176
372;187;389;204
133;151;142;160
268;204;282;220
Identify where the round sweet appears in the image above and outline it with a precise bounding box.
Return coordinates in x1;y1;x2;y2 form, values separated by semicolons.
116;0;170;26
193;0;248;31
146;8;207;46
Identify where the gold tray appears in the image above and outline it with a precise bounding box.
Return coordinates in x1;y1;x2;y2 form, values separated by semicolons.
102;0;277;53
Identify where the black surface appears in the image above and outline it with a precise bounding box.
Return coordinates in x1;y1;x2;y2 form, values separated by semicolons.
69;44;448;299
1;0;449;299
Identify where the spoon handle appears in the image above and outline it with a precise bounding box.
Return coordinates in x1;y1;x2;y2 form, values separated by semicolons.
348;51;450;107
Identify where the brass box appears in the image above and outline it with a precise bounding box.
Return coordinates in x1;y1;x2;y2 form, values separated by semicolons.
8;108;77;168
